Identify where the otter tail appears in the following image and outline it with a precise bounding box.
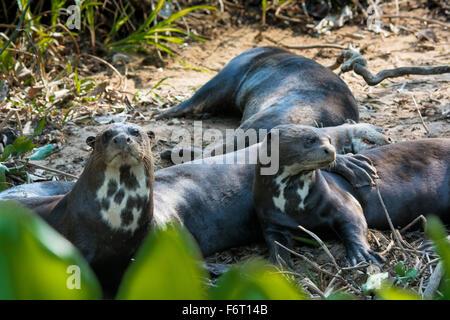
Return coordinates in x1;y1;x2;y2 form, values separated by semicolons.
153;99;198;119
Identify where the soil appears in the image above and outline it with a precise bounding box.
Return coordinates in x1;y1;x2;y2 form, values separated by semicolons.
4;4;450;298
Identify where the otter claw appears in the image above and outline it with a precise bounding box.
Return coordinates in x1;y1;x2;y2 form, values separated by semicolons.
327;154;379;188
347;245;385;266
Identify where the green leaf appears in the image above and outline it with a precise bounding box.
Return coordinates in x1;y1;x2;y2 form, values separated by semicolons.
262;0;268;11
0;201;101;299
425;216;450;299
12;136;36;156
34;117;47;136
163;5;216;25
0;164;9;191
0;144;16;162
116;223;207;299
405;268;418;279
395;261;406;277
376;284;421;300
211;259;306;300
27;144;56;160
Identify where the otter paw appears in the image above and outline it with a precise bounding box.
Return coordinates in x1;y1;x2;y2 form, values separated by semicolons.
347;244;385;266
330;154;379;188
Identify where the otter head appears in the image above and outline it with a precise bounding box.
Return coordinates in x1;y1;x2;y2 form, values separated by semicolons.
344;122;392;153
261;124;336;176
87;123;155;168
84;123;155;233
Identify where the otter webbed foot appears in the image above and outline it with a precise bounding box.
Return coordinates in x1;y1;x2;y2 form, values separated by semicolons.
346;241;386;266
325;154;379;188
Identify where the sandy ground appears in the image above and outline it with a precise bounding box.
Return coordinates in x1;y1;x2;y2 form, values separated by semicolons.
9;5;450;298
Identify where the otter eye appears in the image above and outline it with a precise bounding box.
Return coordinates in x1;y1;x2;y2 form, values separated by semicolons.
304;136;317;147
103;130;113;142
362;138;375;145
129;128;140;137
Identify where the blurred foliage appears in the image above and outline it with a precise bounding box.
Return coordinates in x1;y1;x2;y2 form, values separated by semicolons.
116;223;208;300
0;199;449;300
0;201;101;299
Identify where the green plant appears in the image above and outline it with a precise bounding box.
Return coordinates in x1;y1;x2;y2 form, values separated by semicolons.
1;200;449;300
0;201;308;300
0;201;101;299
394;261;418;285
107;0;215;65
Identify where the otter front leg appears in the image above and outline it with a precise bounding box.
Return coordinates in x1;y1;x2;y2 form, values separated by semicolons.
325;154;379;188
331;202;385;265
263;225;294;268
258;210;295;268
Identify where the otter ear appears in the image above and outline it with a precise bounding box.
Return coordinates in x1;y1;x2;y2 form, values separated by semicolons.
86;136;96;148
147;130;155;141
345;119;357;124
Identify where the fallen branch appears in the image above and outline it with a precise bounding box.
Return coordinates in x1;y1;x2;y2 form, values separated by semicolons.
298;224;340;270
423;262;443;299
329;49;450;86
382;15;449;29
18;160;79;180
375;184;411;263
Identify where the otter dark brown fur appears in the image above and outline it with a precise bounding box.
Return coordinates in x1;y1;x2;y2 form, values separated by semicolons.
155;46;359;148
253;124;449;266
0;123;391;292
28;123;155;293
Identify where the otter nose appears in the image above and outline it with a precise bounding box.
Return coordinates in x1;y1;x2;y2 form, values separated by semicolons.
112;135;131;147
388;137;393;143
322;144;336;157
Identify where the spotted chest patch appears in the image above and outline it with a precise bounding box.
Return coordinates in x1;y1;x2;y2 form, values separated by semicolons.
272;169;290;213
272;166;312;213
96;164;150;232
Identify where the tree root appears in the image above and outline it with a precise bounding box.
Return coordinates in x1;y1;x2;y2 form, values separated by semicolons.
329;49;450;86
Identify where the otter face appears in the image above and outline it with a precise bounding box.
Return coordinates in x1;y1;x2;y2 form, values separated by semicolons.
268;124;336;175
86;123;155;232
348;123;392;153
87;123;155;168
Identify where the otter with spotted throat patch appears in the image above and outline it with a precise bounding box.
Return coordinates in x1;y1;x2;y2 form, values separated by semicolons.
25;123;155;293
253;124;449;266
161;121;391;165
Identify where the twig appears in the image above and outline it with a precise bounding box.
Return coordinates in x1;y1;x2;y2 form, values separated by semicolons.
18;160;79;180
264;35;345;50
411;95;430;135
217;0;224;13
0;110;15;131
174;0;191;35
329;49;450;86
275;241;335;277
297;224;340;270
5;48;36;57
13;110;22;136
301;277;325;298
400;215;427;234
78;53;124;88
46;24;80;56
382;15;449;29
222;0;243;9
423;262;443;299
0;0;33;56
274;1;308;24
375;184;411;263
274;241;359;292
380;240;395;256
